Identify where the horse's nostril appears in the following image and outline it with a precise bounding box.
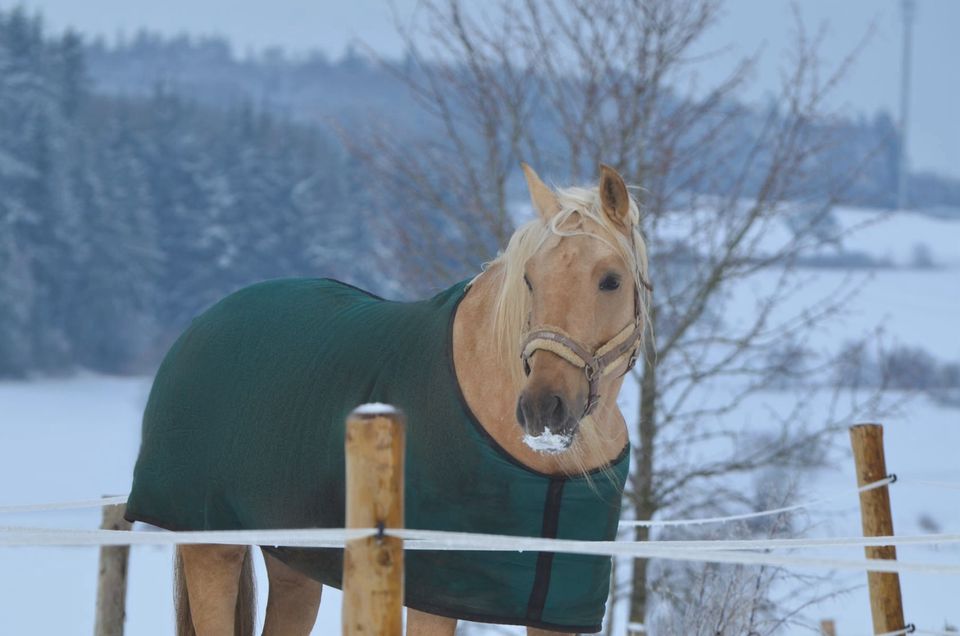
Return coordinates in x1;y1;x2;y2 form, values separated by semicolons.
551;395;565;419
518;391;572;435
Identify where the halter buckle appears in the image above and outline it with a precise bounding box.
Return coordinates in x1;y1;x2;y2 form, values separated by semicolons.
584;360;600;381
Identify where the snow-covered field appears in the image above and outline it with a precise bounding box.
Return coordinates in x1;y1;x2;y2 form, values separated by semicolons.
0;374;346;634
1;207;958;635
609;383;960;635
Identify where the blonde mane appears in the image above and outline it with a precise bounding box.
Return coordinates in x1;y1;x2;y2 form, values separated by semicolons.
479;184;653;477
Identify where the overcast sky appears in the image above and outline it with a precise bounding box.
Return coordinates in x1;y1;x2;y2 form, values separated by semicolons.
5;0;957;177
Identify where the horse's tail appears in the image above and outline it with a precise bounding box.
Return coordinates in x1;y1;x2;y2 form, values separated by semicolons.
175;546;256;636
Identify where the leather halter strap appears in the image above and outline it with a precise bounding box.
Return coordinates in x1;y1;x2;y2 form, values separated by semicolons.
520;283;644;418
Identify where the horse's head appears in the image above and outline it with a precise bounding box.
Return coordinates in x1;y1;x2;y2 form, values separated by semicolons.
492;163;652;455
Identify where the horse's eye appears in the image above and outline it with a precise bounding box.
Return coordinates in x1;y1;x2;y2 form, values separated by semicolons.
599;275;621;291
524;274;533;291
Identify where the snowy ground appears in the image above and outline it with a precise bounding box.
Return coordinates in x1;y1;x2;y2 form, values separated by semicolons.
609;383;960;636
1;207;957;635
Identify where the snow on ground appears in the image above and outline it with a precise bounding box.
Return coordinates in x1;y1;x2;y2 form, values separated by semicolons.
705;205;960;359
2;381;958;634
808;391;960;635
0;208;958;635
832;208;960;268
0;377;348;634
610;379;960;635
726;264;960;361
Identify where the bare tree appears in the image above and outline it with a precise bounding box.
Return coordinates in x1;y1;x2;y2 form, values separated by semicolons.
345;0;895;628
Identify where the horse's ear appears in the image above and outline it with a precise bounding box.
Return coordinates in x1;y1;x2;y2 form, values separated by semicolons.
599;164;631;228
521;162;560;221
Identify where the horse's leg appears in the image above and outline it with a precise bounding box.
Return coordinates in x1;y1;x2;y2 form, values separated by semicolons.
178;544;250;635
261;550;322;636
527;629;568;636
406;609;457;635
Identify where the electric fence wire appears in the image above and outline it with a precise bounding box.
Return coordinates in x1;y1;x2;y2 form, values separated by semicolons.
3;525;960;576
618;476;895;528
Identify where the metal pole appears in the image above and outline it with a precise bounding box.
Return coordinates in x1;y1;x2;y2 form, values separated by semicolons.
897;0;916;210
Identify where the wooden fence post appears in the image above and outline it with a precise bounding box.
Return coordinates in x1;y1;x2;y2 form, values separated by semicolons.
849;423;905;634
94;499;132;636
342;405;405;636
819;618;836;636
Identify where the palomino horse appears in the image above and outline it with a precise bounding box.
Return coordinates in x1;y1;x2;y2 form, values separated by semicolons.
125;163;652;635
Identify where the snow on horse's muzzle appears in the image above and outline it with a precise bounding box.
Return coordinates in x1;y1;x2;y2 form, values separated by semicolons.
516;389;578;454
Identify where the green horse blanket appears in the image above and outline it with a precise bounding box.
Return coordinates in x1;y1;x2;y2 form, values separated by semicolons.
126;278;629;633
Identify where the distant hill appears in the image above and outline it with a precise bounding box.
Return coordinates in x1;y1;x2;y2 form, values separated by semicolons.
0;9;378;377
84;33;426;133
82;31;960;215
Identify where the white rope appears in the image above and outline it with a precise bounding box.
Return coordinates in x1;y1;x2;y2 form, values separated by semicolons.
4;524;958;552
0;526;375;547
907;479;960;492
915;629;960;636
399;529;960;552
0;494;128;514
4;525;960;575
401;532;960;575
618;476;895;528
392;529;960;574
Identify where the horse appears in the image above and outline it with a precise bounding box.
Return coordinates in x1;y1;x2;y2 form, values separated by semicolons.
125;163;652;636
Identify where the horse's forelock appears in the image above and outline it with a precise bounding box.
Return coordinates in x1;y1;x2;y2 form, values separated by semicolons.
486;184;651;386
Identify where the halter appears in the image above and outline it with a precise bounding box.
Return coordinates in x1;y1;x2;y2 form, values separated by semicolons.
520;245;652;418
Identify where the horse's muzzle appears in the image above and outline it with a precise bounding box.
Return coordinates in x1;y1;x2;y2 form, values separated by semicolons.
516;391;579;454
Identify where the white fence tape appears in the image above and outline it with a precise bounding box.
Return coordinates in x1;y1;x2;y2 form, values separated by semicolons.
398;529;960;552
907;479;960;492
394;529;960;575
618;476;895;528
3;525;957;551
0;525;374;547
2;525;960;575
404;540;960;576
0;494;128;514
876;628;960;636
5;476;959;577
3;476;957;631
